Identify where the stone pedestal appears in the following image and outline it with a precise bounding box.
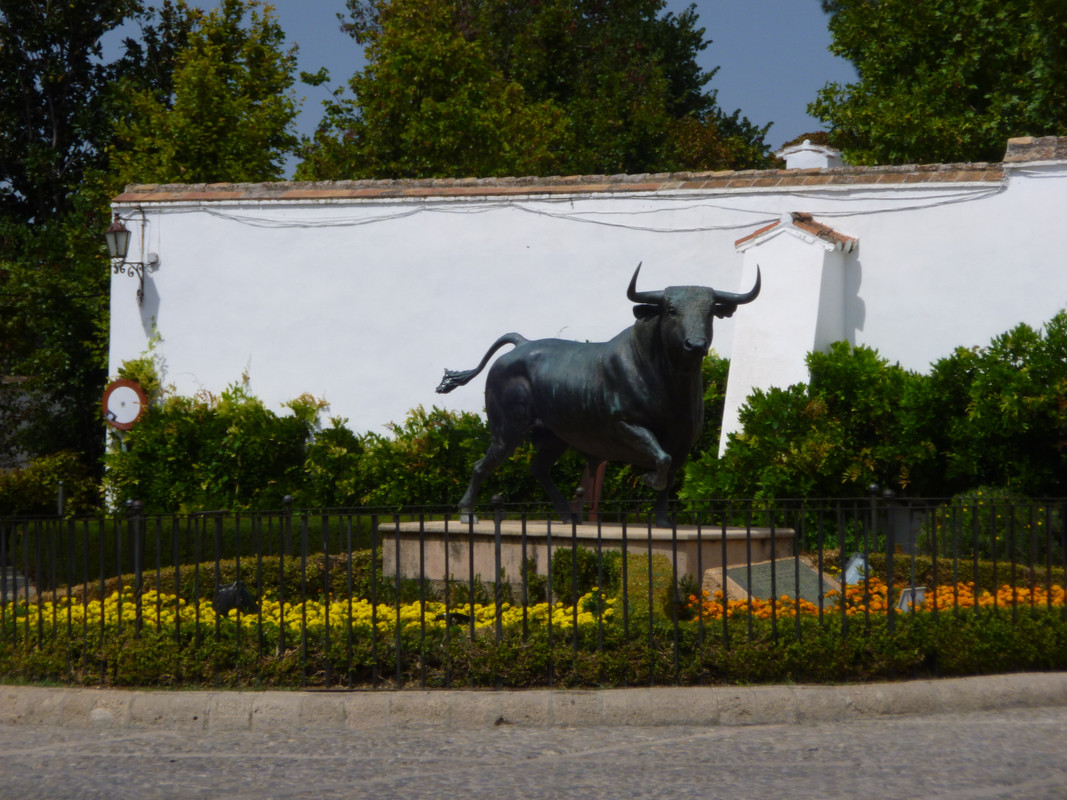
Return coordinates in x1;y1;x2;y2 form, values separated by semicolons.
377;520;795;586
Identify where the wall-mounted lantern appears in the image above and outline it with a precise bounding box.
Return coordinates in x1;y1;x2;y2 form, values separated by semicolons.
106;213;158;306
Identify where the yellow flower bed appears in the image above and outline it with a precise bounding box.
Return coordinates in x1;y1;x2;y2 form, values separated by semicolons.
14;580;1063;640
8;587;617;638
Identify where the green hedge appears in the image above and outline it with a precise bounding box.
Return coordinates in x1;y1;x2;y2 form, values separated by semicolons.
3;606;1065;689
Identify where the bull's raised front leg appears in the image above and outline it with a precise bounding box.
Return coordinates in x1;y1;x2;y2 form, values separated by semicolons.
616;421;672;491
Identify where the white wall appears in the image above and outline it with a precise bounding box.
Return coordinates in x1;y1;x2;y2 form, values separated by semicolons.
110;142;1067;441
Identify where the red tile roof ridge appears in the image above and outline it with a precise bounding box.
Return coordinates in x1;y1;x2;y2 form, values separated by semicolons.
734;211;857;252
112;162;1006;205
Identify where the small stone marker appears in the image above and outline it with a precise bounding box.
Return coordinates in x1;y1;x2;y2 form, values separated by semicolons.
896;586;926;612
843;553;869;585
704;556;840;605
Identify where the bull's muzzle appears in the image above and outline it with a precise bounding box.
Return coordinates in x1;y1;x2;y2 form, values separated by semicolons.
684;337;709;354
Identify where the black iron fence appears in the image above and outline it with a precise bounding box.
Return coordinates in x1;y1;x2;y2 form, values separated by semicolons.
2;496;1065;689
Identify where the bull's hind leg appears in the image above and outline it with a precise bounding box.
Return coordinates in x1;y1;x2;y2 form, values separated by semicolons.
530;430;579;524
457;432;524;523
457;375;534;523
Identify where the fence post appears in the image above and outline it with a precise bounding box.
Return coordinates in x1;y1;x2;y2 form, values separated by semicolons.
882;490;897;632
280;495;292;655
492;495;505;690
492;494;504;648
126;499;145;637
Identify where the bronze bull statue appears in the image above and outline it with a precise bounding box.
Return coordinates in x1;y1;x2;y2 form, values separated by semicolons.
436;263;760;526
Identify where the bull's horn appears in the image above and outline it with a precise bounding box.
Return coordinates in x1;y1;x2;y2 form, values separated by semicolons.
626;262;664;305
714;266;761;305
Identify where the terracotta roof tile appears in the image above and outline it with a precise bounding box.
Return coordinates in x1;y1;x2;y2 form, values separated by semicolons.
734;212;856;253
110;159;1015;207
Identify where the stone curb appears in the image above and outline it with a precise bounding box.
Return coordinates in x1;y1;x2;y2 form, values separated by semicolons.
3;673;1065;731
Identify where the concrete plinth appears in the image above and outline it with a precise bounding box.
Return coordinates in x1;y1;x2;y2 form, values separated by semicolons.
377;520;795;586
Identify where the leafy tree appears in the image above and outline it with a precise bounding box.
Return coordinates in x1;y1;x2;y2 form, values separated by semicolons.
112;0;301;185
297;0;773;180
682;312;1067;502
298;0;568;181
0;1;159;474
112;0;198;106
933;312;1067;496
812;0;1067;165
0;451;101;516
104;383;323;513
0;198;112;470
1;0;300;479
683;344;918;500
0;0;139;224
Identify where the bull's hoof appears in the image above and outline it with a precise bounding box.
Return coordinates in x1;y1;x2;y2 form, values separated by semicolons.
459;511;479;525
640;471;669;492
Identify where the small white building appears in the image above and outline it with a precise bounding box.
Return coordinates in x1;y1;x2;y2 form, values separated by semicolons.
109;136;1067;453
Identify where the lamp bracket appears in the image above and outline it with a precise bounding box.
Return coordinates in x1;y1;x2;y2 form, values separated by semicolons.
107;210;156;306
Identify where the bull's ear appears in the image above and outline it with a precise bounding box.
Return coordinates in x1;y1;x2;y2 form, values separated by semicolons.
633;304;659;320
713;301;738;319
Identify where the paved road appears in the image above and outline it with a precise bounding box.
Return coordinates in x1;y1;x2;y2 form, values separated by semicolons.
2;704;1066;799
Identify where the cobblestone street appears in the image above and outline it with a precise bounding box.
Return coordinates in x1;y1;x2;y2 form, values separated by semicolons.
2;705;1066;800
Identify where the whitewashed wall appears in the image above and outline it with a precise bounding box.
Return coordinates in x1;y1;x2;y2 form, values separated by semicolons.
110;139;1067;440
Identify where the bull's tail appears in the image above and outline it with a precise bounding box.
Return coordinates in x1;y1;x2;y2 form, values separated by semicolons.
436;332;528;394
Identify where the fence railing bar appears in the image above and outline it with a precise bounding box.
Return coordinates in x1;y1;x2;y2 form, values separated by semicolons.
419;512;428;690
621;510;629;644
520;509;529;641
695;511;704;649
794;501;803;641
721;502;730;650
1009;505;1018;624
769;512;778;644
0;522;8;646
370;513;380;689
745;505;754;642
571;511;579;664
645;512;654;686
322;512;333;690
671;514;680;684
391;512;402;689
595;511;605;684
465;513;475;644
345;514;355;689
545;515;554;688
443;514;451;689
992;500;1000;612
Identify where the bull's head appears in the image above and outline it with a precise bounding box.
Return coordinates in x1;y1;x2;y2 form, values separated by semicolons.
627;262;761;357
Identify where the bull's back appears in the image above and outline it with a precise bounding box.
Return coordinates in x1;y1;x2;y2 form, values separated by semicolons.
489;336;673;464
493;338;615;413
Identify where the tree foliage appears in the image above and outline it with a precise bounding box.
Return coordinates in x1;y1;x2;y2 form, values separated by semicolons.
297;0;773;180
1;1;302;481
112;0;300;185
812;0;1067;165
0;0;139;224
104;383;324;513
0;195;112;469
683;311;1067;501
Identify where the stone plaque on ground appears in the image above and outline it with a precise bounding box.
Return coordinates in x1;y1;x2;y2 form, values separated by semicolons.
703;556;839;605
